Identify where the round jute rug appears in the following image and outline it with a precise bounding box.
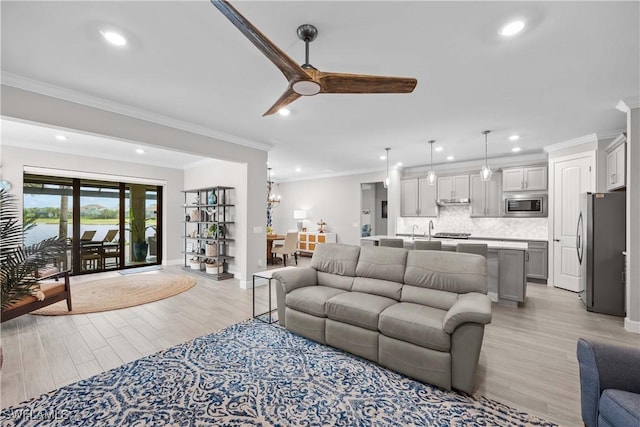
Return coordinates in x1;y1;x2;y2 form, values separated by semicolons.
31;274;197;316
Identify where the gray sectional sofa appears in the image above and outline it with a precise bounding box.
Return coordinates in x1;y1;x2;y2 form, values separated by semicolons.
273;243;492;393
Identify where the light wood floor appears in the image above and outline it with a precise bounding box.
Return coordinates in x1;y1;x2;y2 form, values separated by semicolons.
1;263;638;426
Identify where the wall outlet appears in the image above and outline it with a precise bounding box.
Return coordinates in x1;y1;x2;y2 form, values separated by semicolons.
257;258;264;268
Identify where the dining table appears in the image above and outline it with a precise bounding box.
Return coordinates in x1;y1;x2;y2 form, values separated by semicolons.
266;234;285;264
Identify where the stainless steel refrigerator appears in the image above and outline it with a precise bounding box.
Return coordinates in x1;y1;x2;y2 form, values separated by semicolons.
578;192;626;316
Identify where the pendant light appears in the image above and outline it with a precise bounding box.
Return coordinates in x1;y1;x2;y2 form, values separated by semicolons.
384;147;391;188
480;130;493;182
427;140;437;185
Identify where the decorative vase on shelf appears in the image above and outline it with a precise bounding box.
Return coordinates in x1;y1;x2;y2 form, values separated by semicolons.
208;192;217;206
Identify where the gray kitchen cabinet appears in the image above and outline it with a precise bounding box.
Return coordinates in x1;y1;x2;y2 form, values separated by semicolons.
605;133;626;191
418;178;438;217
401;178;437;217
527;241;548;281
502;166;547;191
437;174;470;200
498;249;527;305
470;172;502;217
401;179;418;217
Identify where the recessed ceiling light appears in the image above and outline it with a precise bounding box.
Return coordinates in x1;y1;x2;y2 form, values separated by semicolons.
136;148;145;154
278;108;290;117
509;134;520;141
54;134;68;141
500;21;525;37
100;30;127;46
295;167;301;172
446;156;454;161
435;146;444;152
512;147;521;153
396;162;403;167
380;155;387;160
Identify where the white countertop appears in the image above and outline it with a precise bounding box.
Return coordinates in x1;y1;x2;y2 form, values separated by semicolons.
361;235;528;250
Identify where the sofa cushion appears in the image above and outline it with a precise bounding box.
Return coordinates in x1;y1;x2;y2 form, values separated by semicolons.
404;250;487;294
401;285;459;311
325;292;397;331
311;244;360;276
355;246;408;283
286;286;347;318
352;277;402;300
379;302;450;351
318;271;354;291
599;389;640;427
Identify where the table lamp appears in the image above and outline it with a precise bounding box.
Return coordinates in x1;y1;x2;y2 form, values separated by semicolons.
293;210;307;231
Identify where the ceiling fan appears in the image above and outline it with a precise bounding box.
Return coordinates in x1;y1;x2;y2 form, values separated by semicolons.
210;0;418;116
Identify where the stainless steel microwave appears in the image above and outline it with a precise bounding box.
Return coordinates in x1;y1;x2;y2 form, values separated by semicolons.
503;194;548;217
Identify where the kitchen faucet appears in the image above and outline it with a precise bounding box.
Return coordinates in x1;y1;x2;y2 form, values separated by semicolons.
412;224;419;240
428;220;434;240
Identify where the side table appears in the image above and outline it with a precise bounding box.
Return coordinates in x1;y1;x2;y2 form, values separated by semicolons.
252;267;296;324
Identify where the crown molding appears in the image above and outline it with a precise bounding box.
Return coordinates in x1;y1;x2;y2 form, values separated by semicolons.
597;129;627;141
402;152;548;178
544;133;598;153
616;96;640;113
1;72;272;152
278;167;385;183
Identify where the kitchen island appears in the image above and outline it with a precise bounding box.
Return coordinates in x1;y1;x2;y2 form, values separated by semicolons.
361;235;528;307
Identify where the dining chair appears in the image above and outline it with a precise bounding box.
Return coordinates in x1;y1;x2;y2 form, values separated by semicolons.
379;238;404;248
102;229;118;242
79;230;97;242
456;243;488;258
272;231;299;266
414;240;442;250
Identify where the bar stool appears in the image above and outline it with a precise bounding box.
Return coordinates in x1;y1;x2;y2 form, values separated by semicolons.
456;243;488;258
414;240;442;250
379;238;404;248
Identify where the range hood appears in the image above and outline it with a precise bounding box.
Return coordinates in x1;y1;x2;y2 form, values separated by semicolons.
436;198;470;206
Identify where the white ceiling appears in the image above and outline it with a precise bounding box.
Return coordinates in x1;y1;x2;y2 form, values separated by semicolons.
1;1;638;181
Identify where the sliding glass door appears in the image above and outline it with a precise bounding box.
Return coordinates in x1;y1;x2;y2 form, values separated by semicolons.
23;174;162;275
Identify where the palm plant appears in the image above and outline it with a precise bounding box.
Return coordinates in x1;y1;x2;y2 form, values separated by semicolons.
1;189;67;310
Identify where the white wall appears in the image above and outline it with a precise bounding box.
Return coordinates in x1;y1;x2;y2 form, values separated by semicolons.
183;159;248;281
1;85;268;285
272;171;387;246
1;145;184;263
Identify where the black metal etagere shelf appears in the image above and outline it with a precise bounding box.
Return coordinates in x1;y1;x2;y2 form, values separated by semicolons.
182;186;234;280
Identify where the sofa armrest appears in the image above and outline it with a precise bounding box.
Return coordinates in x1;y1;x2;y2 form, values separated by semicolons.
443;292;492;334
272;267;318;294
577;338;640;427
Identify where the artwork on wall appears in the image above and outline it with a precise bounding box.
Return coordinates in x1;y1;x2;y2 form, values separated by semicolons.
381;201;388;218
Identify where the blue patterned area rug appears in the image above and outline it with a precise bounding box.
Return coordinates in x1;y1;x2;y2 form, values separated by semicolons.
1;320;555;426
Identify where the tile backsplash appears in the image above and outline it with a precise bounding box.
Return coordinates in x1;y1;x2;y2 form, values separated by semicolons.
397;205;548;240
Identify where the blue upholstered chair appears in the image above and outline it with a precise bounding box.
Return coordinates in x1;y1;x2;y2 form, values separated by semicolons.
577;338;640;427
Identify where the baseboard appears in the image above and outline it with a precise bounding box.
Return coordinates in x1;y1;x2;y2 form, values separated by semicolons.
624;317;640;334
239;280;252;290
165;258;183;266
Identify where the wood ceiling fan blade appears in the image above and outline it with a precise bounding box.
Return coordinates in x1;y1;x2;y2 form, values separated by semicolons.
210;0;311;83
263;87;302;116
316;71;417;94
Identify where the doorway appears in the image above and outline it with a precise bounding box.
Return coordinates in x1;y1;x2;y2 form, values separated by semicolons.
361;182;388;238
23;174;162;274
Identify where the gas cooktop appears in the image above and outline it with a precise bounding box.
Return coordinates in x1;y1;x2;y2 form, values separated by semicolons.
433;232;472;239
